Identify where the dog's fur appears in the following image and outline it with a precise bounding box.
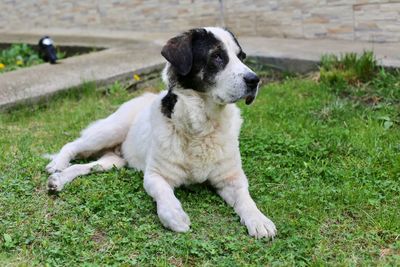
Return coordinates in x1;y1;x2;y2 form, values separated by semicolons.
46;27;276;238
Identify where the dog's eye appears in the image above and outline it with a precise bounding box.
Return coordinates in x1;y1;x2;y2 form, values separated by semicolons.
212;53;224;65
238;51;246;61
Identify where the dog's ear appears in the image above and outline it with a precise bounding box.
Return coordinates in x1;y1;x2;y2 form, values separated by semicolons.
161;32;193;76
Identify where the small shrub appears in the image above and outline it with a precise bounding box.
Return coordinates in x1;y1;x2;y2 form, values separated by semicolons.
372;68;400;102
320;51;378;86
320;51;400;104
0;43;65;73
0;44;43;72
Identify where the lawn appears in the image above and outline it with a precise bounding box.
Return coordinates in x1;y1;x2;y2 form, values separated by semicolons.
0;67;399;265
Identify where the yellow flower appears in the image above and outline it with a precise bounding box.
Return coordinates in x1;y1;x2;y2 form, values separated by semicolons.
16;60;23;66
0;63;5;69
133;74;141;81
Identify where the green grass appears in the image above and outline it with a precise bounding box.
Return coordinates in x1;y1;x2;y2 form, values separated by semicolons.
0;73;399;265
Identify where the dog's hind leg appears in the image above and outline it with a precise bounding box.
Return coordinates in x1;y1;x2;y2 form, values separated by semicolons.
45;123;123;174
48;151;126;192
46;93;157;174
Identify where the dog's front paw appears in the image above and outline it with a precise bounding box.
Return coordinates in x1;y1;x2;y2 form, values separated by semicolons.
46;159;69;174
157;200;191;233
242;211;277;239
47;173;65;192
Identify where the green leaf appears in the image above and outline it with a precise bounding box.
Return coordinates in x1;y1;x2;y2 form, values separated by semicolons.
3;233;12;243
384;120;394;130
378;116;391;121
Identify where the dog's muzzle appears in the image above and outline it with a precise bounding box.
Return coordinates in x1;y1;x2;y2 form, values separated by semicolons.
244;73;260;105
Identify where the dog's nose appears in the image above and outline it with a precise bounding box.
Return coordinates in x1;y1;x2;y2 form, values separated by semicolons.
244;73;260;89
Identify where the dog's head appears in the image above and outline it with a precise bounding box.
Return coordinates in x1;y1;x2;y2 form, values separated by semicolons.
161;27;260;105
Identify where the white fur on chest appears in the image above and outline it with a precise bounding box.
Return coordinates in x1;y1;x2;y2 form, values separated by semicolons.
161;125;229;184
140;90;243;186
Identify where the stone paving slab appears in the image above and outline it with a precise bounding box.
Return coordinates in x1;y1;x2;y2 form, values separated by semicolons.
0;28;399;110
241;37;400;70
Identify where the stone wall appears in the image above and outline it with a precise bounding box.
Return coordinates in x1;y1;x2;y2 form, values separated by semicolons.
1;0;399;42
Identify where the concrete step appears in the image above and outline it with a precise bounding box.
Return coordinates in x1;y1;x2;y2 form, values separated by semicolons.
0;41;164;110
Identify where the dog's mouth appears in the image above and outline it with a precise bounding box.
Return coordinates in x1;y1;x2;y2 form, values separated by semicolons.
229;94;256;105
243;89;259;105
223;91;258;105
243;84;259;105
245;95;255;105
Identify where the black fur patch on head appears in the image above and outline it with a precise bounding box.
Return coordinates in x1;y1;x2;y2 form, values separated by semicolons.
161;90;178;118
161;33;193;76
165;29;230;92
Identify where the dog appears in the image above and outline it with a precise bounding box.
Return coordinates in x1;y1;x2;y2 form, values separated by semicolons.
45;27;277;238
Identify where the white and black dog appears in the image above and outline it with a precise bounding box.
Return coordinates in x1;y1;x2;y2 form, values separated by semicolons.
46;27;276;238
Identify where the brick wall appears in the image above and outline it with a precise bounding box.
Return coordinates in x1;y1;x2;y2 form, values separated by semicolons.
1;0;399;42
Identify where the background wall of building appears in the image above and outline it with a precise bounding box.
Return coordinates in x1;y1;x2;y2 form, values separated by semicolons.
1;0;399;42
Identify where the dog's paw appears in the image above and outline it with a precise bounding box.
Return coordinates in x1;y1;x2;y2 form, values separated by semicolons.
157;201;191;233
47;173;65;192
242;211;277;239
46;159;69;174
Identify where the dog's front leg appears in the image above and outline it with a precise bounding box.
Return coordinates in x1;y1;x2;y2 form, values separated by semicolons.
144;172;190;232
212;171;277;239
